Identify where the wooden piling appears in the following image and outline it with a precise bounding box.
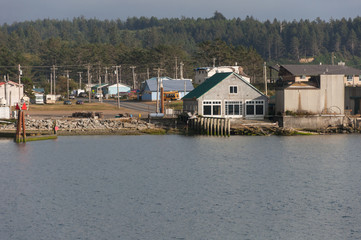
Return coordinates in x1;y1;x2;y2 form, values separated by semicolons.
225;119;228;136
215;119;218;136
219;119;223;136
198;118;204;134
195;118;198;131
204;118;208;135
227;118;231;137
206;118;211;135
204;118;207;135
208;118;212;135
187;117;231;137
218;119;221;136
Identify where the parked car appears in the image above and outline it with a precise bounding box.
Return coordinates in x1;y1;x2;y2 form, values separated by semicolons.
79;92;88;98
76;100;83;105
69;94;75;99
64;100;72;105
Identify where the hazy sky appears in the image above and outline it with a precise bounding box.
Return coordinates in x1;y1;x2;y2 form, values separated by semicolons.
1;0;360;24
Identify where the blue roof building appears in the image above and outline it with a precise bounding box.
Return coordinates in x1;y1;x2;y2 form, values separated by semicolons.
140;77;194;101
32;88;45;93
102;83;131;96
91;83;108;94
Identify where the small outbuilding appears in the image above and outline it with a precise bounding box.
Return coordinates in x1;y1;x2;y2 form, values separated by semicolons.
183;72;268;119
0;81;24;107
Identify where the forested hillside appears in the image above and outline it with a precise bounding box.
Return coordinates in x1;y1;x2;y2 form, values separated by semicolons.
1;12;361;93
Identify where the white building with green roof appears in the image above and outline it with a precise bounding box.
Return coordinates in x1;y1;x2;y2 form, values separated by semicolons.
183;72;268;119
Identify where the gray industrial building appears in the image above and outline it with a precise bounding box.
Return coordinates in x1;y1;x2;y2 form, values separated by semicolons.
275;64;361;115
275;74;345;115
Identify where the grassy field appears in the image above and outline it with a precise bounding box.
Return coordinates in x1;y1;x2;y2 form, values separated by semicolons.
28;101;117;111
166;100;183;110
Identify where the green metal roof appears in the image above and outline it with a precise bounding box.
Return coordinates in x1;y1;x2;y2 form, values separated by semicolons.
183;72;232;99
91;83;108;89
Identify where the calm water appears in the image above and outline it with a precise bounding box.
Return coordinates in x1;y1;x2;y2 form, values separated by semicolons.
1;134;361;240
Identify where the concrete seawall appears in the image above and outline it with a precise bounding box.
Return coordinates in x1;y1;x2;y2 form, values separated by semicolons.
279;115;345;129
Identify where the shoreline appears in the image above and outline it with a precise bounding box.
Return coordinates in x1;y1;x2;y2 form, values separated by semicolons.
1;116;360;139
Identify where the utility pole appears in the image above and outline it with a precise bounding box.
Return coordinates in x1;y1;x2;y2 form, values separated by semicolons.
130;66;136;90
160;80;164;114
114;65;121;109
156;68;160;113
97;64;101;84
98;71;102;102
147;68;150;79
175;57;178;79
87;64;91;103
264;62;268;96
50;72;53;95
213;58;216;68
18;64;22;103
104;67;109;84
77;72;82;89
180;62;184;79
52;65;57;95
154;68;164;113
184;80;187;99
65;70;70;100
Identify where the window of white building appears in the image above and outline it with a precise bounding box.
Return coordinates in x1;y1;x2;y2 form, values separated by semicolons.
230;86;238;94
225;101;242;116
229;86;238;93
203;101;221;116
246;100;264;116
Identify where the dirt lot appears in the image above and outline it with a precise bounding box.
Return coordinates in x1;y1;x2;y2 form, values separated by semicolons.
26;101;155;119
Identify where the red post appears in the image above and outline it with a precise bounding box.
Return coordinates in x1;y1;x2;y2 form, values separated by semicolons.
15;109;26;143
21;111;26;142
15;110;21;142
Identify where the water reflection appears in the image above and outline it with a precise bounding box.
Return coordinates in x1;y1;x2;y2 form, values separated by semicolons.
0;135;361;239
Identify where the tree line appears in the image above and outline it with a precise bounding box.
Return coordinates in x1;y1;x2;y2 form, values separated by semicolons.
0;12;360;94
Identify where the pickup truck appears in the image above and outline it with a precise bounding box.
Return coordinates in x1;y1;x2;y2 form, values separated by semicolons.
94;93;103;99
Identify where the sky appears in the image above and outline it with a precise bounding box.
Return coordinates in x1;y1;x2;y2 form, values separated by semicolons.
1;0;361;25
